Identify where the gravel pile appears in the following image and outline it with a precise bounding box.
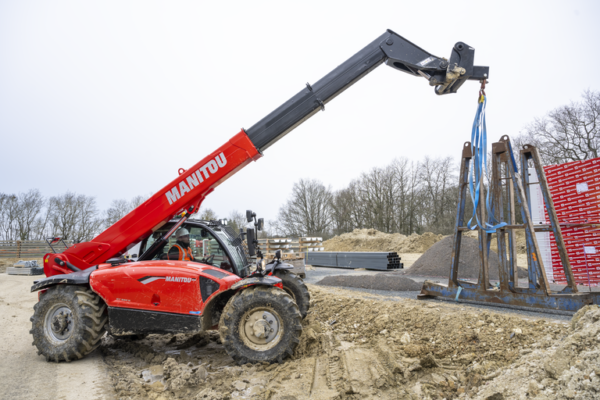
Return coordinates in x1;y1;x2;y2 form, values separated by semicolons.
316;274;422;291
407;236;525;280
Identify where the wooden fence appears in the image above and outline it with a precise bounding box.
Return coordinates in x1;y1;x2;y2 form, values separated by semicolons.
0;240;73;259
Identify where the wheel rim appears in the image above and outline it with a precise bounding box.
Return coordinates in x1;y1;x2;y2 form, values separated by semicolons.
239;307;283;351
44;303;74;342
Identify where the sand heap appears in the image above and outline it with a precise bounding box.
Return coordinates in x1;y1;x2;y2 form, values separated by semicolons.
407;236;526;280
323;229;443;254
463;229;527;254
101;285;572;400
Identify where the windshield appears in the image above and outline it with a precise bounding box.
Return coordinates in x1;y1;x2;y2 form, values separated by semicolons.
213;229;247;275
139;222;241;274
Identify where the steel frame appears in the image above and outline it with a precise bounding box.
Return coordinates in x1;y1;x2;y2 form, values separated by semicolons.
419;136;600;314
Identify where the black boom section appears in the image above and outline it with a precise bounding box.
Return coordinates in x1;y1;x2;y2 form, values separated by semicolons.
245;29;489;152
108;307;202;335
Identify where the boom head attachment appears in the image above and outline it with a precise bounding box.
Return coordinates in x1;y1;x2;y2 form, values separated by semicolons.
382;30;489;95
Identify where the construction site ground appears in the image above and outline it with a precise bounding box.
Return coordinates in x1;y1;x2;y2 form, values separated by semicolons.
3;252;600;400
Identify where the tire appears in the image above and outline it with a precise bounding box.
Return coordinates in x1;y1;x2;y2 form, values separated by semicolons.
273;270;310;319
30;285;107;362
219;286;302;364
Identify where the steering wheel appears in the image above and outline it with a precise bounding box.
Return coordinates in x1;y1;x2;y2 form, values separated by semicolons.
201;254;215;265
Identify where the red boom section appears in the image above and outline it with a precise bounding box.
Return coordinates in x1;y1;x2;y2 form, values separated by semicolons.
44;130;261;276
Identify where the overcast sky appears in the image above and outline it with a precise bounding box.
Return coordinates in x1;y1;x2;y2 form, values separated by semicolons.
1;1;600;225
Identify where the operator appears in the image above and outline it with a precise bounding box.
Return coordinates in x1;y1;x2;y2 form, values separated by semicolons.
167;228;196;261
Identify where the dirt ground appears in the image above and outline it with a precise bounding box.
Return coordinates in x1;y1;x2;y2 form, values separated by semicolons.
0;273;114;400
97;285;594;400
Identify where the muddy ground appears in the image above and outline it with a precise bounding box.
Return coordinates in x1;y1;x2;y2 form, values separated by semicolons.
98;285;598;400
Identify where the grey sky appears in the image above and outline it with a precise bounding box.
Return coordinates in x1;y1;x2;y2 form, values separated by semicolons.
1;1;599;225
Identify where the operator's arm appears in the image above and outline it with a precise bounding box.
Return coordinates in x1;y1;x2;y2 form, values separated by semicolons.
167;245;182;261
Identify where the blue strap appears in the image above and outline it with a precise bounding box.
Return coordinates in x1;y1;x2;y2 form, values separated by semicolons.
467;95;507;234
455;286;463;301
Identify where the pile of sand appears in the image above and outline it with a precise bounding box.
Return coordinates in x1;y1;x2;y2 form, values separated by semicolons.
463;229;528;254
323;229;443;254
407;236;527;280
101;285;573;400
316;274;422;291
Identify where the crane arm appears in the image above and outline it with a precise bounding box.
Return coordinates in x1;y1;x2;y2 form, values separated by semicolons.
44;30;488;276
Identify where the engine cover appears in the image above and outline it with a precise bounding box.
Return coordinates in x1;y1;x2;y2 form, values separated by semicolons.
90;260;240;316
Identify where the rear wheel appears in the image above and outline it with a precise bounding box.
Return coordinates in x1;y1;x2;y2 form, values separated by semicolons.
30;286;107;362
274;270;310;319
219;286;302;364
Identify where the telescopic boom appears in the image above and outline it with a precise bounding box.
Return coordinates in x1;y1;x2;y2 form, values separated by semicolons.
44;30;488;276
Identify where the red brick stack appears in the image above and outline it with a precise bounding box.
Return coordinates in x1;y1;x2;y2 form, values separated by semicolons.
543;158;600;285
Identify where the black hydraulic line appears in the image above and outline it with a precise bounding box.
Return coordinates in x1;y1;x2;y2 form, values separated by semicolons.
245;29;489;151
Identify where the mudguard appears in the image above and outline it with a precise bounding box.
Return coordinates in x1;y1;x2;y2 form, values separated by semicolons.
230;275;283;291
30;266;97;292
264;262;294;274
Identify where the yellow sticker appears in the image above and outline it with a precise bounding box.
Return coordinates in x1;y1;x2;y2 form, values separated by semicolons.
479;94;485;103
532;253;537;262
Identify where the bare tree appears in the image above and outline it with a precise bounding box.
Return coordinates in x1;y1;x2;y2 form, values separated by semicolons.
276;179;333;237
104;199;131;229
49;192;102;242
418;156;457;233
198;208;218;220
518;90;600;165
227;210;248;233
0;194;18;240
14;189;45;240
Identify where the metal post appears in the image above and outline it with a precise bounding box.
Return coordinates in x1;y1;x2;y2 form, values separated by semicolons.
450;143;472;287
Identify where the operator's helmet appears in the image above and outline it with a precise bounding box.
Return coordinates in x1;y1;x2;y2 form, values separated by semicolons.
176;228;190;239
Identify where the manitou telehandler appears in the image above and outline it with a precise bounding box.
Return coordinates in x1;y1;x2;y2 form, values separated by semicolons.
29;29;488;364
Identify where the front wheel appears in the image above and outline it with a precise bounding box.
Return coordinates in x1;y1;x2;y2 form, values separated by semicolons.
30;285;107;362
219;286;302;364
273;270;310;319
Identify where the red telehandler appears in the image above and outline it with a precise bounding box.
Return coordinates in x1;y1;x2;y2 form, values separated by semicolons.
29;30;488;364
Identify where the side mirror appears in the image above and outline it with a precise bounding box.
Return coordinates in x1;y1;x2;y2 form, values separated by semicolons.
275;249;281;260
246;228;256;257
131;254;138;258
257;218;264;231
246;210;254;223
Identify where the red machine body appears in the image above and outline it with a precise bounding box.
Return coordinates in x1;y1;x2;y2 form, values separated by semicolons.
90;261;238;314
45;131;261;277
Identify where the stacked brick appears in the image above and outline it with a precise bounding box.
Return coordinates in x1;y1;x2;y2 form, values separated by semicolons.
543;158;600;285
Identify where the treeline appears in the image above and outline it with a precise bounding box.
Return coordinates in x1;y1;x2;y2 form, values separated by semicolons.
0;189;251;243
272;90;600;238
0;191;148;242
271;156;460;238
